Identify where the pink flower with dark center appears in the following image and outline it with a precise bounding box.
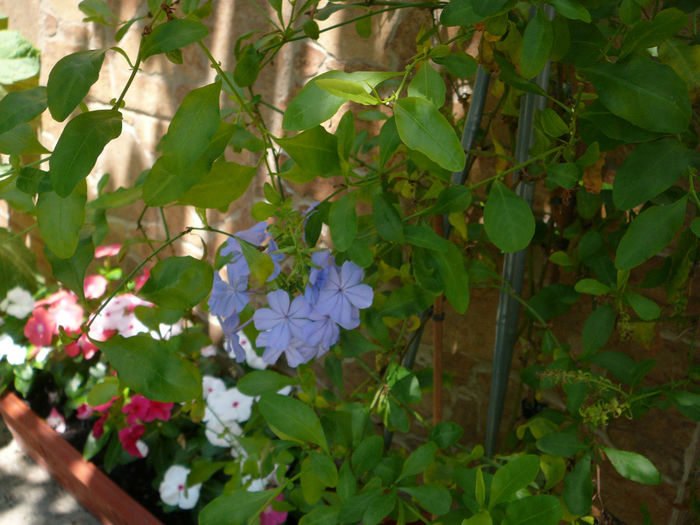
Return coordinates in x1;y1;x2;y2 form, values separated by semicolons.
91;395;119;413
92;414;108;438
95;244;122;258
84;275;108;300
24;308;56;346
118;424;148;457
46;408;66;434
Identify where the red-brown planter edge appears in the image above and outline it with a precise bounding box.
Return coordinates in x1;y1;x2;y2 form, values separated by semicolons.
0;391;163;525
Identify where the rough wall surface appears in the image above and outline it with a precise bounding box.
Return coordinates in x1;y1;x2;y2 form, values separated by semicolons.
0;2;697;523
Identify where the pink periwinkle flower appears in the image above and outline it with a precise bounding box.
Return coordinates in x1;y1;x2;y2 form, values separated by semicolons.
134;267;151;291
122;394;174;425
36;290;84;336
24;308;56;347
76;404;93;419
118;424;149;457
65;333;98;360
95;243;122;258
261;494;288;525
84;274;108;300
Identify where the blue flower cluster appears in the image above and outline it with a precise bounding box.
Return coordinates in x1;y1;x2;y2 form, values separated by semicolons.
208;223;373;368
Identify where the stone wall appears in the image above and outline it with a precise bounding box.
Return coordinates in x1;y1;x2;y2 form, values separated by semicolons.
1;1;698;523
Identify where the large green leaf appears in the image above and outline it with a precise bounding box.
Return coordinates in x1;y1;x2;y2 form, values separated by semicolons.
178;160;255;209
49;110;122;197
615;198;687;270
549;0;590;22
400;442;438;480
484;181;535;253
602;447;661;485
394;97;465;172
441;0;485;26
372;192;404;242
613;139;693;210
473;0;509;17
536;432;588;457
0;30;40;85
140;19;209;60
36;183;87;258
563;453;592;516
658;39;700;90
579;100;661;144
95;334;202;402
407;63;445;108
275;126;340;176
433;240;470;314
236;370;297;396
0;123;49;155
329;193;358;252
0;86;47;135
582;304;615;355
258;393;328;451
619;8;688;60
581;56;691;133
489;454;540;508
47;49;106;121
199;489;274;525
0;227;37;295
504;495;562;525
138;255;213;310
520;9;553;79
45;236;94;300
399;485;452;516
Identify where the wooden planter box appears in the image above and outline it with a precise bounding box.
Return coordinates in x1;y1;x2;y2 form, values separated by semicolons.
0;391;163;525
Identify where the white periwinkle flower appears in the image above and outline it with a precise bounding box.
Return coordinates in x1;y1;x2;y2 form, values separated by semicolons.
0;287;35;318
159;465;202;510
206;387;254;423
0;334;27;365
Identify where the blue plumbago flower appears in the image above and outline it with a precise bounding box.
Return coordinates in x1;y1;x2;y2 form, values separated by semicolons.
208;265;250;319
266;238;285;282
254;290;312;352
256;333;316;367
303;308;340;350
305;251;334;304
315;260;373;329
220;315;245;362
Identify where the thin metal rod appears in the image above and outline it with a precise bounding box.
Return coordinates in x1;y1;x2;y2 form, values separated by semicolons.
484;6;555;457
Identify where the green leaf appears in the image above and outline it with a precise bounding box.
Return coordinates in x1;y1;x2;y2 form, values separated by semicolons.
0;31;40;85
187;461;228;486
0;86;47;134
316;78;378;105
400;442;438;480
504;495;562;525
275;126;340;176
303;19;320;39
351;435;384;476
574;278;611;295
433;240;470;314
463;510;493;525
408;63;446;108
45;236;94;300
200;489;274;525
658;39;700;90
620;8;688;60
520;9;554;79
379;117;401;168
49;109;122;197
283;73;345;131
236;370;296;396
613;139;693;210
440;0;485;26
372;192;404;242
430;421;463;448
301;457;325;505
309;450;338;487
86;376;120;407
494;55;547;96
178;160;255;209
95;334;202;402
473;0;509;17
404;223;447;251
399;485;451;516
489;455;540;508
329;193;358;252
394;97;465;172
602;447;661;485
432;51;478;78
549;0;590;22
424;185;472;215
138;256;213;310
582;304;615;355
258;393;328;451
536;432;587;457
579;100;661;144
239;240;274;286
47;49;105;121
588;351;636;384
624;292;660;321
140;19;209;60
545;163;580;189
36;184;86;259
299;506;340;525
563;453;592;516
581;56;691;134
363;492;396;525
538;108;568;137
0;123;48;155
484;181;535;253
615;198;687;270
0;227;37;295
